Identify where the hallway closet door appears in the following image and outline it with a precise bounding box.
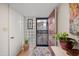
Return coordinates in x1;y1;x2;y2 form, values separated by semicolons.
9;7;24;56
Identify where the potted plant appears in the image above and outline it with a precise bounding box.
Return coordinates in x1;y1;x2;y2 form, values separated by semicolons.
23;39;29;51
55;32;78;50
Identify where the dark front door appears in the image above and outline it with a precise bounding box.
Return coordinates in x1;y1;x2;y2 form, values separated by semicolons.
36;18;48;46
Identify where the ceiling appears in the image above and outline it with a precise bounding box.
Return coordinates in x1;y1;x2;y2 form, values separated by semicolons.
9;3;59;17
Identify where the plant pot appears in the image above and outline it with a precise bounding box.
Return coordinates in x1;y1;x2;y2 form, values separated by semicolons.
67;41;73;49
60;40;73;50
23;44;29;51
60;40;68;50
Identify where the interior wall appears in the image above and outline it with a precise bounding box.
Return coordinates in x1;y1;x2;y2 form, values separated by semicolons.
58;3;79;48
24;16;36;51
58;4;69;33
0;4;9;56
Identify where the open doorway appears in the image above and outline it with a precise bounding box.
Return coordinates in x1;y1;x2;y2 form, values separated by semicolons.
36;18;48;46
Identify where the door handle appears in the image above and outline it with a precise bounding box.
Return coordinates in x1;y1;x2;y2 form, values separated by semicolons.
10;37;15;39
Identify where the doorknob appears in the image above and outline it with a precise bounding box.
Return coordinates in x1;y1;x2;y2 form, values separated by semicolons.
10;37;15;39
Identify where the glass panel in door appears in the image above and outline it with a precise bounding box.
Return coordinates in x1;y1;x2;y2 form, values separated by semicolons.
36;18;48;46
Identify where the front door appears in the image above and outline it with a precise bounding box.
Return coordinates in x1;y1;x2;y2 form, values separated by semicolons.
36;18;48;46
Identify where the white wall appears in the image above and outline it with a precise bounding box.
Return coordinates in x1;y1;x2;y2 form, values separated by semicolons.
58;3;69;33
0;4;9;56
58;3;79;48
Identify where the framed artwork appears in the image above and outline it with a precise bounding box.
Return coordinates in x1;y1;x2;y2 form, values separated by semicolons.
69;3;79;35
27;19;33;29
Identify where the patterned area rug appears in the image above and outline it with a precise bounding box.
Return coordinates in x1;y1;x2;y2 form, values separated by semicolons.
30;47;53;56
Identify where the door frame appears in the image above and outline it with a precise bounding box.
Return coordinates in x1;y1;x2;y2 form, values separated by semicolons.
36;17;49;46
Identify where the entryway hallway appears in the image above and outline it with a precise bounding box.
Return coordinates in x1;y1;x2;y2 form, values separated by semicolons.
0;3;79;56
